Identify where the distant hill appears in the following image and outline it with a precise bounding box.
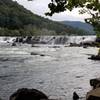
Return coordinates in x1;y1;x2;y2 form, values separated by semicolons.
61;21;95;35
0;0;91;36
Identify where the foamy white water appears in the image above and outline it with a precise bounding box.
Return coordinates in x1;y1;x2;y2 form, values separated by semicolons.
0;36;96;45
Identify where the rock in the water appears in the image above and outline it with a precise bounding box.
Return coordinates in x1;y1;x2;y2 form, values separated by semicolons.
73;92;79;100
86;78;100;100
40;54;45;56
25;36;33;44
90;78;100;89
87;95;100;100
30;52;45;56
88;55;100;60
30;52;39;55
10;88;48;100
86;88;100;100
12;42;16;46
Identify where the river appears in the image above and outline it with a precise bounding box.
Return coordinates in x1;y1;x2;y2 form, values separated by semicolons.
0;43;100;100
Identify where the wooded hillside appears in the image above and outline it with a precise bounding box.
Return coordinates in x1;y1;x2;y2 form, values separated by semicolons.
0;0;90;36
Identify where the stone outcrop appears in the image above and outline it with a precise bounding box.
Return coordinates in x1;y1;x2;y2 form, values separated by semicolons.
10;88;48;100
86;88;100;100
90;78;100;89
86;78;100;100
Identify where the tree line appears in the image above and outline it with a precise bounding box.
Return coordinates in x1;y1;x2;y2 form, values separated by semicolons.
0;0;90;36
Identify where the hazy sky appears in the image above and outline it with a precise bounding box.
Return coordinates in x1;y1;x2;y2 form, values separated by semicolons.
16;0;89;22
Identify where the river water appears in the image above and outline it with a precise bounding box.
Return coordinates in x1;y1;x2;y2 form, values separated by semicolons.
0;44;100;100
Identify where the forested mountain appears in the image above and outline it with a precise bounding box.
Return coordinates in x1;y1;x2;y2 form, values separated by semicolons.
61;21;95;35
0;0;90;36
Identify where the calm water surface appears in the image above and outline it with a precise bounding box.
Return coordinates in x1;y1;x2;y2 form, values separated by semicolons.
0;45;100;100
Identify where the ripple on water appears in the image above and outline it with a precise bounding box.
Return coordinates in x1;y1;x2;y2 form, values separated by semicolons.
0;46;99;100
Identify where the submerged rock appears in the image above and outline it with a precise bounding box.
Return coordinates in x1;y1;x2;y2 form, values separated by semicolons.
30;52;45;56
0;58;8;61
12;42;16;46
83;45;88;48
30;52;39;55
10;88;48;100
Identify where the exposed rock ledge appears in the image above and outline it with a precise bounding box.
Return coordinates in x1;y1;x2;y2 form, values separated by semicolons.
86;78;100;100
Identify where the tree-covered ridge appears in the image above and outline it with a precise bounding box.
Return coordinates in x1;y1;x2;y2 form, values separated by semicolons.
0;0;90;36
46;0;100;34
61;21;95;34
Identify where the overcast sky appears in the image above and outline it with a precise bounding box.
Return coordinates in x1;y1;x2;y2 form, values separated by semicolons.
16;0;89;22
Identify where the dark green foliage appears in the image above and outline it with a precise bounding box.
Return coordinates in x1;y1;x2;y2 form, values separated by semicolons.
61;21;95;34
0;0;89;36
46;0;100;34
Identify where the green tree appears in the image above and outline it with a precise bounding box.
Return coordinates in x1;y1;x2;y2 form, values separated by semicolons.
45;0;100;34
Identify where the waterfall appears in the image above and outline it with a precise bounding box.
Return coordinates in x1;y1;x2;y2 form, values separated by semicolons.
0;36;96;45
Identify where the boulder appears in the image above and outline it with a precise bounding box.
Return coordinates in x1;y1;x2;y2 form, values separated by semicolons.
90;78;100;89
87;95;100;100
25;36;33;44
18;37;23;43
86;88;100;100
10;88;48;100
88;55;100;60
73;92;79;100
86;78;100;100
